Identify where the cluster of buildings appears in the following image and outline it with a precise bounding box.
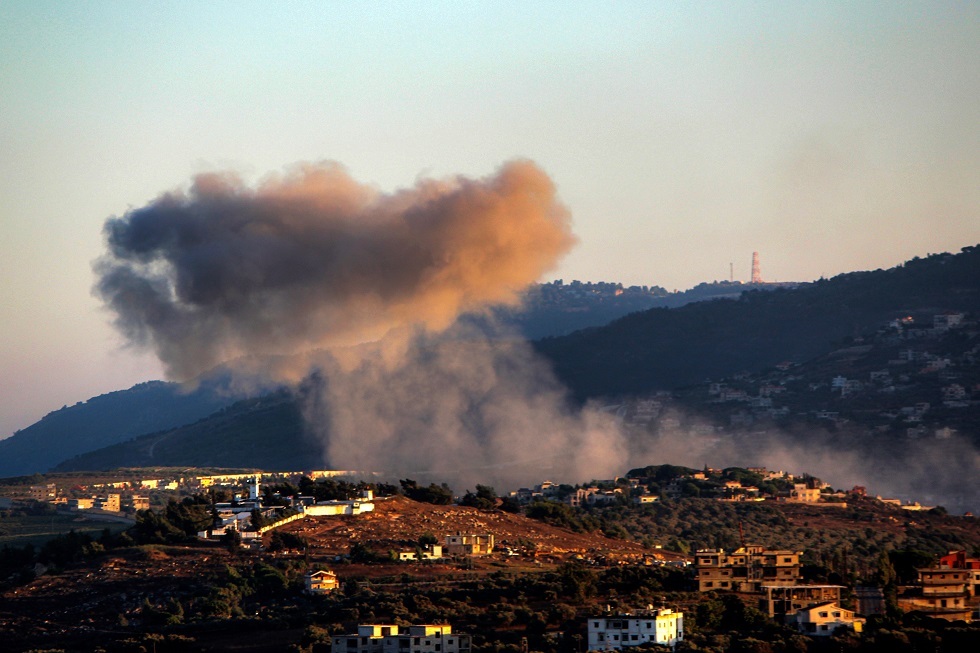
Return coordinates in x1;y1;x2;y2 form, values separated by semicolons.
329;624;470;653
696;543;979;637
324;610;685;653
507;478;658;508
696;544;862;637
394;532;495;562
626;310;979;443
25;482;148;516
197;481;376;542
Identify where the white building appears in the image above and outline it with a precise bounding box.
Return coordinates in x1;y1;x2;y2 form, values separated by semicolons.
587;608;683;650
331;624;470;653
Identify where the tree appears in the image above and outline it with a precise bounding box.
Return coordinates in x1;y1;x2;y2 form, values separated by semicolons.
460;485;497;510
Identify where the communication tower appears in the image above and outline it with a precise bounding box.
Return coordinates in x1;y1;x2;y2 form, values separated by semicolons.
751;252;762;284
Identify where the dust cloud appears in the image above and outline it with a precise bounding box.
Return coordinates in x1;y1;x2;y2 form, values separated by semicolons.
95;160;630;486
95;160;576;380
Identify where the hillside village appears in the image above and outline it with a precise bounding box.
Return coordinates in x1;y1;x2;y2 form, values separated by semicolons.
2;463;979;652
616;311;979;443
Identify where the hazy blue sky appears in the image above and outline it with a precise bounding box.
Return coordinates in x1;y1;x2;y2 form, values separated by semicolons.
1;1;977;438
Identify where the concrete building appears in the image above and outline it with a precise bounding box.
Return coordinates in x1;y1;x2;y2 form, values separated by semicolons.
29;483;57;502
938;550;980;597
696;545;801;592
793;602;864;637
331;624;470;653
304;569;339;594
899;568;973;621
97;493;121;512
397;544;443;561
762;585;844;621
444;532;494;556
587;608;684;650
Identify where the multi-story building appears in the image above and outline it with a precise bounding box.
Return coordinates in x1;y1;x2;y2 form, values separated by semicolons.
696;545;801;593
587;608;684;650
899;568;973;621
331;624;470;653
762;585;843;620
938;550;980;597
96;493;121;512
29;483;57;502
444;532;494;556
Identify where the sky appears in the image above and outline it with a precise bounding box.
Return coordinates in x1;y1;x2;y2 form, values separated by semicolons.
1;1;977;439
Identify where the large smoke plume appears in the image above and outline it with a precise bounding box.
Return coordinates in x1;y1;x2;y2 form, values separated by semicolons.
96;160;630;486
96;160;576;380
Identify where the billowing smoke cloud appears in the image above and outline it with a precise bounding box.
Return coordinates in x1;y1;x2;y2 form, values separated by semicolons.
306;326;629;489
96;159;630;485
95;160;576;380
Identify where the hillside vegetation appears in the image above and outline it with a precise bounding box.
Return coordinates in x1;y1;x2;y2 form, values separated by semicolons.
536;247;980;399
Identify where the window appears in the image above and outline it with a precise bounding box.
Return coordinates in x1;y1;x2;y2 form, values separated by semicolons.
832;612;841;618
706;581;714;588
819;612;828;618
784;558;792;563
593;622;599;628
821;625;829;631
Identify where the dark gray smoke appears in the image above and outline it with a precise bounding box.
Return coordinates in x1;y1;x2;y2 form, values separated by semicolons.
95;160;576;380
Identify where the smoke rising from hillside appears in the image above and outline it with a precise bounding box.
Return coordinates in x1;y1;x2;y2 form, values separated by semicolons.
95;160;631;484
95;160;576;380
305;326;629;488
635;411;980;514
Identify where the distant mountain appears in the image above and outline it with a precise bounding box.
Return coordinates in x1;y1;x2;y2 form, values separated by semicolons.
3;277;772;477
53;390;321;473
536;246;980;400
18;246;980;475
481;279;792;339
0;378;249;478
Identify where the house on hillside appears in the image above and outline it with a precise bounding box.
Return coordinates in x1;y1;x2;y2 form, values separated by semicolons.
792;602;864;637
938;550;980;597
696;545;801;593
587;608;684;650
397;545;443;562
762;585;844;621
898;567;973;621
444;532;494;556
331;624;470;653
305;569;339;594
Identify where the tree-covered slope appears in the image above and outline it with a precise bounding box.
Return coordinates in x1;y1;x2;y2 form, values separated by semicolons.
53;391;321;473
0;380;246;478
536;246;980;399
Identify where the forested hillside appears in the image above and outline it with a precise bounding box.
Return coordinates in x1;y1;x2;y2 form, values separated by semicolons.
536;247;980;399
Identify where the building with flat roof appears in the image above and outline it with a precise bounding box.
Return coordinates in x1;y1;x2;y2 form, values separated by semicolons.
331;624;470;653
696;545;801;593
761;585;844;621
587;608;684;650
